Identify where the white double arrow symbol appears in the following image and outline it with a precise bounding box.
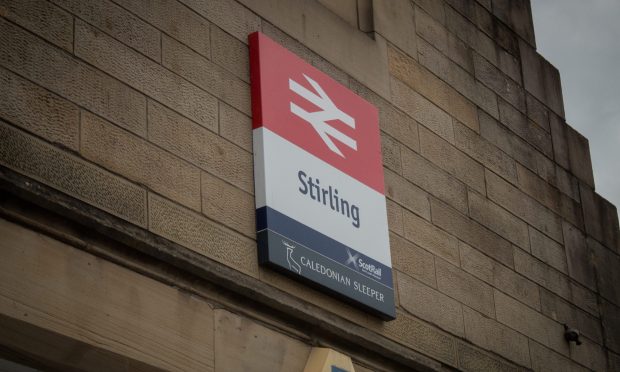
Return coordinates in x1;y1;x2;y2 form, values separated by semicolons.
289;74;357;157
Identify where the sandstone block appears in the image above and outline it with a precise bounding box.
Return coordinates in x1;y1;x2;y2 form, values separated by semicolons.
431;198;513;266
580;184;620;252
473;53;525;113
386;199;404;235
601;300;620;354
495;290;568;355
114;0;211;58
373;0;416;57
456;342;519;372
568;337;607;372
498;98;553;157
401;146;468;214
148;100;253;194
590;238;620;306
381;134;402;174
570;282;599;318
529;340;589;372
513;248;570;300
74;20;217;130
0;121;147;226
436;258;495;317
403;209;460;266
526;93;550;132
0;66;79;150
519;40;564;117
219;101;252;152
463;306;531;367
562;222;595;289
491;0;535;46
566;125;595;187
398;273;464;336
180;0;260;43
81;110;201;210
384;168;431;220
529;226;567;274
2;0;72;51
549;113;569;169
0;17;146;136
419;126;485;194
390;233;436;287
149;193;259;277
211;24;249;82
318;0;358;27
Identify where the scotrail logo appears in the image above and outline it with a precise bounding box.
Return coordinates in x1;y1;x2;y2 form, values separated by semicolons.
345;247;382;280
289;74;356;157
345;248;359;270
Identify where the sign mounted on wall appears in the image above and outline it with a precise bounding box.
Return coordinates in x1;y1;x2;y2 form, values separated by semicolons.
249;32;394;319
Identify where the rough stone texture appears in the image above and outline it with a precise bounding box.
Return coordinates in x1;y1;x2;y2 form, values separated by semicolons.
214;310;309;371
601;300;620;354
373;0;416;58
431;198;513;267
459;242;540;310
1;0;73;51
454;121;518;184
403;209;459;266
486;169;563;243
514;248;570;300
580;184;620;253
201;171;255;238
473;53;525;113
382;311;457;367
162;35;250;115
0;66;79;151
390;233;436;288
401;146;468;214
436;258;495;318
382;134;402;174
562;222;595;290
211;24;249;82
149;193;259;277
390;76;455;144
419;126;485;194
590;238;620;306
81;110;201;211
569;281;599;318
526;93;550;132
148;100;253;194
568;337;607;372
398;272;464;336
456;342;519;372
386;199;404;235
384;169;431;220
498;98;553;158
318;0;358;27
219;101;252;152
566;124;595;187
0;120;147;226
463;306;531;367
468;189;529;250
181;0;260;43
495;290;568;355
491;0;535;46
52;0;161;61
114;0;212;59
529;340;589;372
529;226;568;275
0;17;147;136
74;20;217;130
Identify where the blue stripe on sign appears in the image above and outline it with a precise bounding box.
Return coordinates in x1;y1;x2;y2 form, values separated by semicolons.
256;206;393;288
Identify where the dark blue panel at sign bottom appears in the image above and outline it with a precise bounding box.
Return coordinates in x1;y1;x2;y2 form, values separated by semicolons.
256;206;393;288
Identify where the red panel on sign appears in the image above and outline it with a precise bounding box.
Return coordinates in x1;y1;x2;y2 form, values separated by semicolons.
249;32;384;194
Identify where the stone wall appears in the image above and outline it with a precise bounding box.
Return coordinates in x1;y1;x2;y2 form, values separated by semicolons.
0;0;618;370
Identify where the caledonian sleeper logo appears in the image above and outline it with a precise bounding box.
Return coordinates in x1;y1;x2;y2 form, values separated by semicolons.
249;32;395;319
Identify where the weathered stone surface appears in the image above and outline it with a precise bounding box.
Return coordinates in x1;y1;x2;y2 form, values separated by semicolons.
318;0;358;27
391;233;436;287
456;341;519;372
486;169;563;243
431;198;513;267
0;66;79;151
0;17;146;136
382;134;402;174
0;120;147;226
149;193;259;277
114;0;211;58
201;172;254;238
214;310;309;372
445;6;498;70
81;110;201;211
384;169;431;220
529;340;589;372
601;300;620;354
219;102;252;152
590;238;620;306
491;0;535;46
498;98;553;157
463;306;531;367
75;20;217;129
468;190;529;250
390;76;455;144
387;199;404;235
460;242;540;309
473;53;525;113
580;184;620;252
495;290;568;355
436;258;495;317
374;0;416;58
568;337;607;372
382;310;457;366
566;125;595;187
419;126;485;194
529;226;567;274
180;0;260;43
211;24;249;82
398;273;464;336
148;100;253;194
2;0;73;51
53;0;161;60
526;93;550;132
401;146;468;214
562;222;595;289
539;288;603;345
569;282;599;318
403;209;460;266
513;248;570;300
455;121;518;184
